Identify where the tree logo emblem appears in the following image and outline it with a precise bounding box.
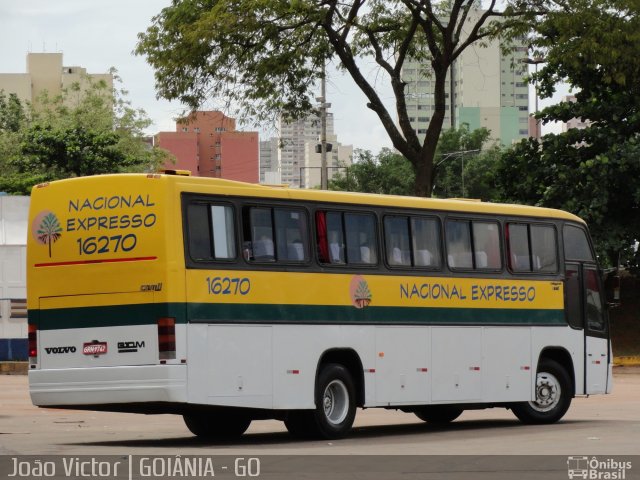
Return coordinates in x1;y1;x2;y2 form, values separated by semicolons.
32;211;63;258
350;275;372;309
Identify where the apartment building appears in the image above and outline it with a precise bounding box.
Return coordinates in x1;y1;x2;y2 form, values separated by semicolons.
0;52;113;107
402;9;529;146
157;111;259;183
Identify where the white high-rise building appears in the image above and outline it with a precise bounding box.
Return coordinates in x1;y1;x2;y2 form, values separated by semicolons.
302;134;353;189
402;9;529;145
259;138;280;184
277;113;335;188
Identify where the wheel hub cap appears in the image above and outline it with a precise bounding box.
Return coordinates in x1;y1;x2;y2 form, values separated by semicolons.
530;372;561;412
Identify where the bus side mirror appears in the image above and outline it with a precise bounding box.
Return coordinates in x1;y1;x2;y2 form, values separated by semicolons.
603;269;621;308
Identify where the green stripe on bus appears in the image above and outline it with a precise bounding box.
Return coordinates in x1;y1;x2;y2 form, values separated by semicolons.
30;303;565;330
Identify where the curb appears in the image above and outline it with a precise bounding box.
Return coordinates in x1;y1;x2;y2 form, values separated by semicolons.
0;361;28;375
613;356;640;367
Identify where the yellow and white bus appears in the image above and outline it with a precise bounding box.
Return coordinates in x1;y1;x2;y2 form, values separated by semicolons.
27;172;613;439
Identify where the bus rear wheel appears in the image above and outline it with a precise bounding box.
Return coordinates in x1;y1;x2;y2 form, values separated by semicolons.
414;406;463;425
285;363;356;439
512;359;572;424
183;411;252;439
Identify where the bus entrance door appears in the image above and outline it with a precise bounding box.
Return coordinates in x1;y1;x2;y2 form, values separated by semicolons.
565;263;609;395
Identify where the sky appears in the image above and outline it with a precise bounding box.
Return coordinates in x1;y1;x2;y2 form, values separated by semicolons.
0;0;395;153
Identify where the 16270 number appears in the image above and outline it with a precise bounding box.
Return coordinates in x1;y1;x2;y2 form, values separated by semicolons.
206;277;251;296
76;234;137;255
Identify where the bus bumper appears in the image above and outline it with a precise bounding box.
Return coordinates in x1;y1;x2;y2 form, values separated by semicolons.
29;365;187;407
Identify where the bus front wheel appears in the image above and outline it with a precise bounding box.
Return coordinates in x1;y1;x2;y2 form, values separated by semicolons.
512;359;572;424
285;363;356;439
183;411;251;439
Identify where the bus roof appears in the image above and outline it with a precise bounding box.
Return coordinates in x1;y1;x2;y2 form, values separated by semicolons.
36;174;585;224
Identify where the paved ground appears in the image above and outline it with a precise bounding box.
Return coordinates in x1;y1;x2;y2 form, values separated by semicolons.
1;367;639;457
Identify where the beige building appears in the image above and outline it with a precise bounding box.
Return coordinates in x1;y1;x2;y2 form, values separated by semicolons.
562;95;591;132
302;134;353;189
0;52;113;107
402;9;529;145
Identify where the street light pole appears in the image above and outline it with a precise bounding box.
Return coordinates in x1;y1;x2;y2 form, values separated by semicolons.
435;149;480;197
319;62;328;190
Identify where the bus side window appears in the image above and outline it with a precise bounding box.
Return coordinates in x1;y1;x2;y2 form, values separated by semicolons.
446;220;473;269
412;216;441;268
472;221;501;270
507;223;531;272
316;211;346;264
187;203;236;261
531;225;558;272
187;203;213;261
507;223;558;273
274;208;309;262
345;213;377;265
248;208;275;262
384;216;411;266
563;224;595;262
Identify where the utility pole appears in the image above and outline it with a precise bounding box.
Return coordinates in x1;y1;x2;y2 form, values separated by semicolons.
317;62;329;190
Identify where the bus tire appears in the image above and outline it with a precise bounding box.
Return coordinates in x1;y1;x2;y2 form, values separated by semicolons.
414;406;463;425
183;411;251;439
285;363;356;439
512;359;572;425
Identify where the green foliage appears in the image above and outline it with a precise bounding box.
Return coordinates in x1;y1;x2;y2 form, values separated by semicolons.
0;73;170;195
329;125;503;200
432;124;502;200
329;148;415;196
136;0;541;196
499;0;640;267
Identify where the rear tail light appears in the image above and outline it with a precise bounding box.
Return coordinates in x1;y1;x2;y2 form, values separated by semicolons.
28;323;38;364
158;317;176;360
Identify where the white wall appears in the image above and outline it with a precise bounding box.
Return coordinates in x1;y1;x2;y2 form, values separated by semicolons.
0;196;29;340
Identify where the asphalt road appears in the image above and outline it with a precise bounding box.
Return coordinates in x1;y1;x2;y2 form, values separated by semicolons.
1;368;638;479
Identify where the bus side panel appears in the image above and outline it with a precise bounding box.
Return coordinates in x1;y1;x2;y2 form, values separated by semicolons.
187;323;377;410
481;327;532;402
431;327;483;402
585;335;608;394
374;326;430;405
187;324;273;409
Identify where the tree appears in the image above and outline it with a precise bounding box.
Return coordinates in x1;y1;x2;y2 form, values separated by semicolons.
431;124;500;200
0;73;170;194
136;0;542;197
330;125;503;199
329;148;415;195
498;0;640;266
